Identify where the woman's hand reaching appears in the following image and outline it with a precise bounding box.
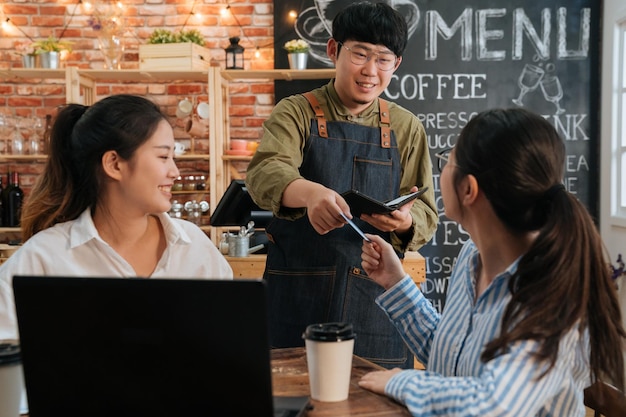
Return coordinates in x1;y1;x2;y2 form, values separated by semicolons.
361;234;407;291
358;368;402;395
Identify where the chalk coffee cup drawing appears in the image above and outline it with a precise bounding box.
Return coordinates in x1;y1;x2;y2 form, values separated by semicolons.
0;340;24;417
302;322;356;402
185;118;208;138
176;98;193;119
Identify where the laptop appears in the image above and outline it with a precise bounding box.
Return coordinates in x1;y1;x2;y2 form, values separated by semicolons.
13;276;310;417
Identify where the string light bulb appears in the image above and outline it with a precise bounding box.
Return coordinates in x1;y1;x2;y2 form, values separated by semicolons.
288;10;298;20
221;5;230;17
255;46;260;58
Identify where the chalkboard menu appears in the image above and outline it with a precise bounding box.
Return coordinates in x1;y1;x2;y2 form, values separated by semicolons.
273;0;600;312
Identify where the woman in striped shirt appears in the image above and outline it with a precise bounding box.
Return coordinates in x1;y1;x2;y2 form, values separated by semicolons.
358;108;625;416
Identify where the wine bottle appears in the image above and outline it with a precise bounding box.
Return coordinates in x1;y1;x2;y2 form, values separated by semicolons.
2;171;23;227
1;171;11;226
0;174;4;227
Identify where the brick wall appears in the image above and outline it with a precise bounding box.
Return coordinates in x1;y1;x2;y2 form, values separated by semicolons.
0;0;276;195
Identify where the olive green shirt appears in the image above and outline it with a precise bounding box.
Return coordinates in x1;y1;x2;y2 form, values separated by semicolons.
246;80;438;251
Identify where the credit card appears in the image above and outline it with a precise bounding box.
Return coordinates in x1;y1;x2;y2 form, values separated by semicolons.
340;213;371;242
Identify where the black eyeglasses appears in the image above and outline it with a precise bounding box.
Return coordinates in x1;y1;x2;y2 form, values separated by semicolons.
434;148;453;173
338;42;398;71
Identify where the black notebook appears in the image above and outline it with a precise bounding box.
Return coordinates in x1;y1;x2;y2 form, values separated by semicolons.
341;187;429;217
13;276;310;417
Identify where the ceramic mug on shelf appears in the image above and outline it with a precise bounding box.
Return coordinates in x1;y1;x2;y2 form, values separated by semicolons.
185;118;208;138
230;139;247;151
176;98;193;119
197;102;210;120
174;142;185;156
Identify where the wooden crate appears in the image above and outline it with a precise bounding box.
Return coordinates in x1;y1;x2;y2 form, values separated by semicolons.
139;43;212;71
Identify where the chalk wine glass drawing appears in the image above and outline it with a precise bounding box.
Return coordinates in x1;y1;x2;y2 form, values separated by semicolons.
539;75;566;115
512;63;545;106
512;62;566;115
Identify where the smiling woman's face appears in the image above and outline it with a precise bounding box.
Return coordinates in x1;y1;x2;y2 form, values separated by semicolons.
117;120;180;216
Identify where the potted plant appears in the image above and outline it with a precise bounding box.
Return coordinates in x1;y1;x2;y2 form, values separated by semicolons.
14;42;37;68
284;39;310;70
147;28;205;46
31;36;73;69
283;39;310;54
140;28;210;70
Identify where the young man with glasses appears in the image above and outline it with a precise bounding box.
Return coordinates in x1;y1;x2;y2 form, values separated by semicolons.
245;1;437;369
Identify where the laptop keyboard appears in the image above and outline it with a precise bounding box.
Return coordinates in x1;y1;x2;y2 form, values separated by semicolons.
274;410;301;417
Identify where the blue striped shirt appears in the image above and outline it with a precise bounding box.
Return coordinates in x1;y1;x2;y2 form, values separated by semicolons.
376;240;590;416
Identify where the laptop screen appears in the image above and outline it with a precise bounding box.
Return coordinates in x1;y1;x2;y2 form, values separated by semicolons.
13;276;283;417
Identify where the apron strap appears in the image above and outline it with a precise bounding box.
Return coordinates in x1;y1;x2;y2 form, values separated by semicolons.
379;98;391;149
303;92;328;138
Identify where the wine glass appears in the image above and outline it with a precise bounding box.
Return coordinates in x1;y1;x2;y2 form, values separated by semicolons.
11;121;24;155
28;116;45;154
0;115;13;154
512;64;545;106
98;35;124;70
540;75;566;115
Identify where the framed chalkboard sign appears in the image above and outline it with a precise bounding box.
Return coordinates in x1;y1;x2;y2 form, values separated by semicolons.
273;0;600;312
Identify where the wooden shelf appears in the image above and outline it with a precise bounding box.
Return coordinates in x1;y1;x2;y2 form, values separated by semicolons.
0;68;335;83
221;68;335;81
0;154;48;161
222;154;253;161
77;69;210;83
0;68;338;246
0;68;66;80
0;68;210;83
174;153;210;160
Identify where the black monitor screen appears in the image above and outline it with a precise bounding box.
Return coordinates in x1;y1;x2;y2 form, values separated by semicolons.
210;180;272;228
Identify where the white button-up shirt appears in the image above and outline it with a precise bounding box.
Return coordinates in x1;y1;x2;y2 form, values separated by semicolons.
0;209;233;340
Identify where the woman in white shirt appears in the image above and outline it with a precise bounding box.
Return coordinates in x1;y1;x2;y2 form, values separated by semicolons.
358;108;625;416
0;94;232;340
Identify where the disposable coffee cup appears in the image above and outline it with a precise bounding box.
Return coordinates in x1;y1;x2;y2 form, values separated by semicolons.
302;322;355;402
0;340;23;417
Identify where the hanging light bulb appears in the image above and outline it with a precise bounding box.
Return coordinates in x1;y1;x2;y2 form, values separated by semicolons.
254;46;260;58
221;5;230;17
288;10;298;20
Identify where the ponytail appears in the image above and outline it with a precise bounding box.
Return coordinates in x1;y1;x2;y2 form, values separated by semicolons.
21;104;89;241
482;188;625;390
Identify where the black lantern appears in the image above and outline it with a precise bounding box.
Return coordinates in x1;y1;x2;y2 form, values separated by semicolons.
225;36;244;69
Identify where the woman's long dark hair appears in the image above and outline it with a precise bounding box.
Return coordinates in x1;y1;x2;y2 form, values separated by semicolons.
454;108;625;390
21;94;167;241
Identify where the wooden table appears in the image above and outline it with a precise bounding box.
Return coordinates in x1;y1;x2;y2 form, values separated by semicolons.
271;347;411;416
228;251;426;285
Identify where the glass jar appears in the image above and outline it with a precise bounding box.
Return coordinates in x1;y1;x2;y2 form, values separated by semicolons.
196;175;206;190
172;176;183;192
183;175;197;191
219;232;230;254
169;200;183;218
184;200;202;226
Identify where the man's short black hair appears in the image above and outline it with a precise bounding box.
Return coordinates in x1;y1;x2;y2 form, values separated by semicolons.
332;1;408;57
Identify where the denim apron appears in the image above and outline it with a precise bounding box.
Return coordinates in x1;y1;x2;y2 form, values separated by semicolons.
263;92;413;369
